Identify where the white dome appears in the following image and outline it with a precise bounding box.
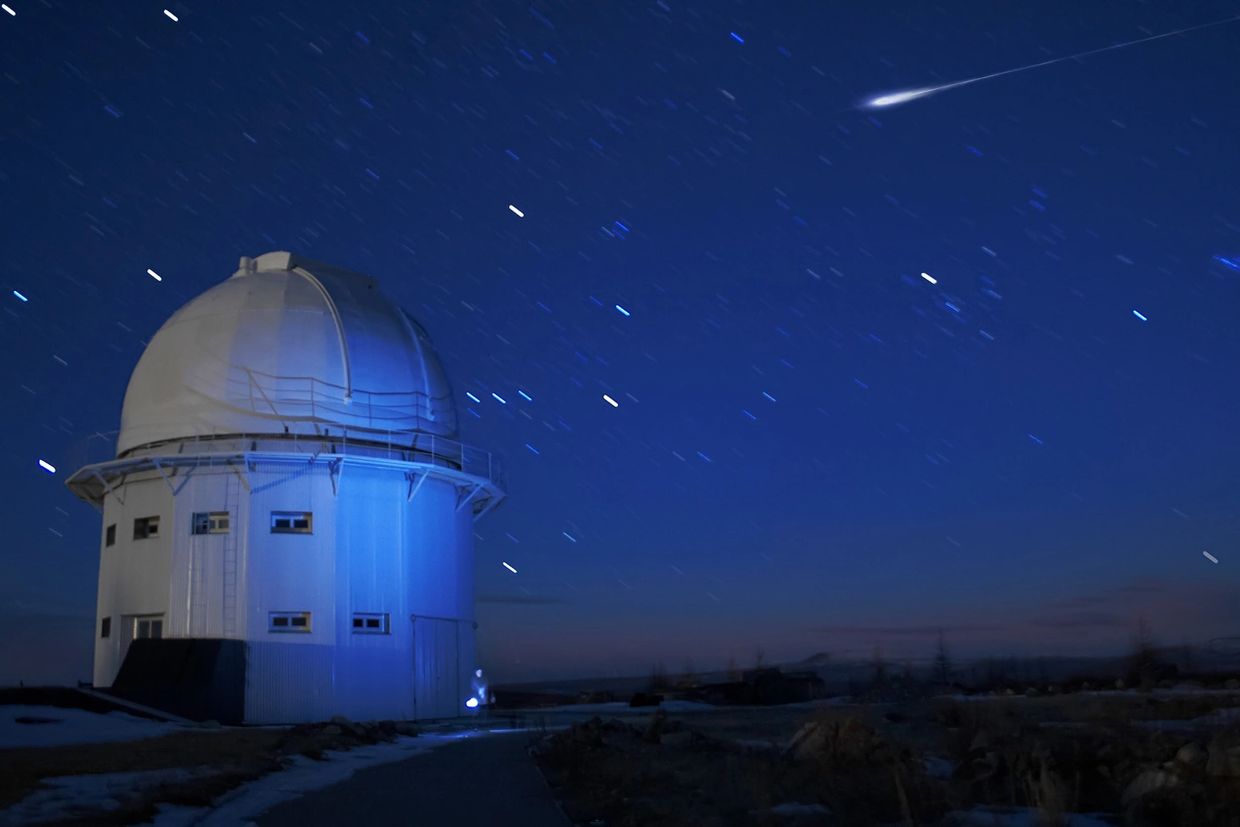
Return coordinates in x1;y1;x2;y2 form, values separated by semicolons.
117;251;458;456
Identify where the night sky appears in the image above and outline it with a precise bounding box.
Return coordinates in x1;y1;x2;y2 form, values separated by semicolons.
2;1;1238;685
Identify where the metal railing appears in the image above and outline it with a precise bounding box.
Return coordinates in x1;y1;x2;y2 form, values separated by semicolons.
68;427;505;491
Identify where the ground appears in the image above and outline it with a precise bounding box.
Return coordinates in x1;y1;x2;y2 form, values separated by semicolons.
530;690;1240;826
4;688;1240;825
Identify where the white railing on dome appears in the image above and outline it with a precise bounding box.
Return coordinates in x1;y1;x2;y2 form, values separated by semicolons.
68;428;505;492
222;367;457;433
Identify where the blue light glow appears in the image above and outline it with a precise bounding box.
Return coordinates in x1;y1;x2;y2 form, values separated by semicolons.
466;697;479;709
1132;309;1148;321
12;290;28;302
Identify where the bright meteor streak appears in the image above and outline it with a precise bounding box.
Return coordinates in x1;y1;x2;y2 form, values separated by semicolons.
863;14;1240;109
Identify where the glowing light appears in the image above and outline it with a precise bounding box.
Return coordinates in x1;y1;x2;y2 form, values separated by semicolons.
1;4;14;16
163;9;178;21
475;669;483;678
491;392;507;404
466;697;479;709
517;389;533;401
12;290;28;302
920;272;938;285
729;32;744;44
147;268;162;282
861;14;1240;110
38;459;56;474
1132;309;1148;322
465;392;481;403
562;531;577;543
762;391;777;402
1203;551;1219;564
508;204;524;218
502;561;517;573
602;394;618;407
865;88;939;109
615;304;630;317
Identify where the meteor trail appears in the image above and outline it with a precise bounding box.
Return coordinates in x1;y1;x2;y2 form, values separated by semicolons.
863;14;1240;109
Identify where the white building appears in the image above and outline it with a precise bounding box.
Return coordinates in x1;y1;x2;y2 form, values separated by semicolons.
67;251;505;724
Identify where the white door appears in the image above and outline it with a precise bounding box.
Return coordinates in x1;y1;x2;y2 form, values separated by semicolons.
412;616;460;719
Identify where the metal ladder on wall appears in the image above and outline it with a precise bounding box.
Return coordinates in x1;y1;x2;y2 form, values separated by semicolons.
221;473;239;637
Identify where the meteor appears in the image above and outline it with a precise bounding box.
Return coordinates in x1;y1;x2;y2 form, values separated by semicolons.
863;14;1240;110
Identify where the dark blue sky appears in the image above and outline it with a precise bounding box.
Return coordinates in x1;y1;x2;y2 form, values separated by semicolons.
2;1;1238;683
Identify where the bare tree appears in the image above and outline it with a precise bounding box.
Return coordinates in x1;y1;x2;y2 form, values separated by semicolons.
649;661;670;691
871;646;888;689
933;629;953;686
1128;616;1162;690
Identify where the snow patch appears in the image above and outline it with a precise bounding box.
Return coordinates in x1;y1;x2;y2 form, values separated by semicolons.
0;705;182;748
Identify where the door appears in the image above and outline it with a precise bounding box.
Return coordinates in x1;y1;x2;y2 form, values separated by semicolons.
119;613;165;669
411;615;461;719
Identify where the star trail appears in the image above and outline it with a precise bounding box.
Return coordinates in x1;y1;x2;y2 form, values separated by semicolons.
1;1;1238;686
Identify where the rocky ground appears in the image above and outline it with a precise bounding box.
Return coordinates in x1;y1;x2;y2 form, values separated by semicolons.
531;689;1240;826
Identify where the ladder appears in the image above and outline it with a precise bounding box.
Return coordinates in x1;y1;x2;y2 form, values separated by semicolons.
221;473;239;637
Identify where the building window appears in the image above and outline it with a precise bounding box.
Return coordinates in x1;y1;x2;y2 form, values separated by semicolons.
270;511;312;534
105;524;116;547
100;617;111;638
269;611;312;633
191;511;230;535
351;612;390;634
133;615;163;639
133;516;160;540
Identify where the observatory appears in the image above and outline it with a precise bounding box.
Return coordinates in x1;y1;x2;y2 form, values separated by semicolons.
67;251;505;724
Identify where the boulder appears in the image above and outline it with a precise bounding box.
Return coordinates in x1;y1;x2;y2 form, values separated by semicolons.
1207;744;1240;778
1122;768;1181;806
1174;742;1206;770
323;724;343;736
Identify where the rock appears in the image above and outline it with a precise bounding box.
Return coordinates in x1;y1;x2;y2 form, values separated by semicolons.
1174;742;1206;769
330;714;352;725
323;724;343;736
968;730;991;753
1122;768;1181;806
1207;744;1240;778
1115;678;1127;690
1225;678;1240;690
394;721;418;737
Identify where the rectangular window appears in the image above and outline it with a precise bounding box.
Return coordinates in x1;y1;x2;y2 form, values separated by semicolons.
100;617;111;638
105;524;116;547
133;516;160;540
270;511;313;534
191;511;230;535
268;611;312;633
351;612;390;634
133;615;163;639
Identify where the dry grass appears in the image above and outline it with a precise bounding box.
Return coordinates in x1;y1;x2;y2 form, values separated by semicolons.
534;691;1240;826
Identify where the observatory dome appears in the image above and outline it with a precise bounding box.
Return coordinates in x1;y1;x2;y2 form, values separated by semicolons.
117;251;458;456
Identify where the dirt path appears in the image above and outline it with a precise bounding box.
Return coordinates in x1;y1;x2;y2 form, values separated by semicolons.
254;730;568;827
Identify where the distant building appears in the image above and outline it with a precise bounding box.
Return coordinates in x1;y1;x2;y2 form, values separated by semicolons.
67;252;505;723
